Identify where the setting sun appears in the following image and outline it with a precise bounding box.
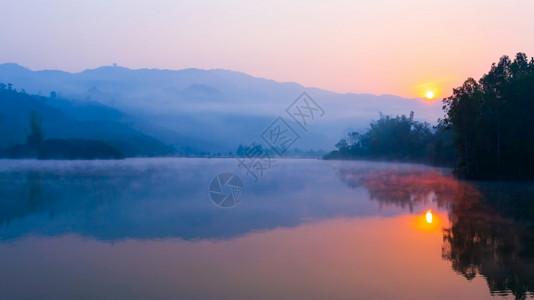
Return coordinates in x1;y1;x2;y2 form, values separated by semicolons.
425;91;435;100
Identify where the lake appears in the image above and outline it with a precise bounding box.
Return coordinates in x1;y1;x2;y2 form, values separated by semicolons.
0;158;532;299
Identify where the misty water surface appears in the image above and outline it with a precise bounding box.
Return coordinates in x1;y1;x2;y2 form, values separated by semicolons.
0;158;532;299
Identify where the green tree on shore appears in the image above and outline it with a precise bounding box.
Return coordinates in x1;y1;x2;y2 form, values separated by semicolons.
324;111;455;165
443;53;534;179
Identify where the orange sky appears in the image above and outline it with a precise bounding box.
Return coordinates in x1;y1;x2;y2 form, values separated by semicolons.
1;0;533;98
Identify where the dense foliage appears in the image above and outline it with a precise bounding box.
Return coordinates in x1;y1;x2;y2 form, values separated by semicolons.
327;52;534;180
324;112;456;166
442;53;534;179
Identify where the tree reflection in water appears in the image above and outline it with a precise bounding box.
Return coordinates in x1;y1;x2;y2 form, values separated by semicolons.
338;167;534;300
0;172;48;227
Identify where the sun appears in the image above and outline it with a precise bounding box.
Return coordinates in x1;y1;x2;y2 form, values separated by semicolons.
425;91;435;100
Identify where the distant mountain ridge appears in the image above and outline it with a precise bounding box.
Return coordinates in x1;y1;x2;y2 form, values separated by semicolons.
0;63;444;152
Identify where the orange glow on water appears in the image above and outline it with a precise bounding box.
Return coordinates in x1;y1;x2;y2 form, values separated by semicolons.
414;210;443;232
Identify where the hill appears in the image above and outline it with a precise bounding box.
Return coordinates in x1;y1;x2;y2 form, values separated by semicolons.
0;87;174;157
0;63;443;152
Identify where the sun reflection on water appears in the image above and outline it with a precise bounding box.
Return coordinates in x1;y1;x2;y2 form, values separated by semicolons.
426;210;433;224
414;209;443;232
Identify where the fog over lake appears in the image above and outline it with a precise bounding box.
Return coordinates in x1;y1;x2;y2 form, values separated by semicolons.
1;158;532;299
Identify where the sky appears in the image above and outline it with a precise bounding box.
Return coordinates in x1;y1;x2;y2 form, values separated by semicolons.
1;0;533;98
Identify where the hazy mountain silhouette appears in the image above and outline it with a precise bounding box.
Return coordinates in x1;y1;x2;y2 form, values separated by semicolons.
0;63;443;152
0;88;176;156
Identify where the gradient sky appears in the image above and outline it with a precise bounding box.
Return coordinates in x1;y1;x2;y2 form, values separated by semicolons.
1;0;533;98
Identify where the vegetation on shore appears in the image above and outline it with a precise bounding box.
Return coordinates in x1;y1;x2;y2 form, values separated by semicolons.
326;53;534;180
0;85;175;158
443;53;534;179
1;110;124;160
323;111;456;166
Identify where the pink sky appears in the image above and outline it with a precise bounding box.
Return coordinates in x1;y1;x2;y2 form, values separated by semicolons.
1;0;533;98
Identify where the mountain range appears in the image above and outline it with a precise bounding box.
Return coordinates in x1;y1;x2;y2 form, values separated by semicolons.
0;63;444;155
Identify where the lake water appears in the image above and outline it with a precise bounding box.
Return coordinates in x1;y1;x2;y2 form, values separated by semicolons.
0;158;532;299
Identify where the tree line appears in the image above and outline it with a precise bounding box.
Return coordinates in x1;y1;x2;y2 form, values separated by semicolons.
324;111;456;166
326;52;534;180
442;53;534;179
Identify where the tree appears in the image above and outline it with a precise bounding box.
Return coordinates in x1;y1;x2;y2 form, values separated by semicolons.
443;53;534;179
26;111;44;149
324;111;453;163
335;138;348;151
